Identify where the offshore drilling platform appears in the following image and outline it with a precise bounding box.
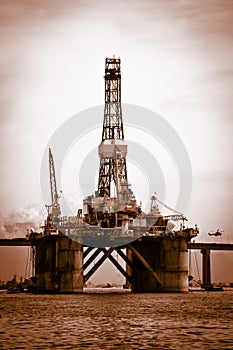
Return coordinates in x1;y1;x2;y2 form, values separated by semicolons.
32;57;199;293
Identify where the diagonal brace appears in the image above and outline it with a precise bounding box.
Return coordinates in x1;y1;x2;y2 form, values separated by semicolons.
83;248;102;271
83;247;95;259
128;244;163;286
84;247;114;283
116;248;135;271
102;248;132;284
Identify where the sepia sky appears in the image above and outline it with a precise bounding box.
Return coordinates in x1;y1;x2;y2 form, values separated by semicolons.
0;0;233;244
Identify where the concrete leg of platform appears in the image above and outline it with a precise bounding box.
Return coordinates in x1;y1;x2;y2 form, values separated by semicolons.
128;237;189;292
159;237;189;292
35;235;83;293
201;248;213;289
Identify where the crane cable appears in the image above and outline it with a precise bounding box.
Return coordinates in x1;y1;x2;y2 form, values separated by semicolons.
155;197;184;215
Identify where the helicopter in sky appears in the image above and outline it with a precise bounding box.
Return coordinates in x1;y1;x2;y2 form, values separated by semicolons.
208;229;224;237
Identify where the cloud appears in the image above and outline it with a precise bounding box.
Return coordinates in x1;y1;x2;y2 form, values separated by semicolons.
0;204;45;238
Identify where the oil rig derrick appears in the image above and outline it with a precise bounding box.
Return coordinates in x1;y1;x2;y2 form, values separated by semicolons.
98;57;126;198
83;57;141;229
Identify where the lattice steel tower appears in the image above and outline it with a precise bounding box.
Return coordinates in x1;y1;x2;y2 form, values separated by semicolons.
98;57;128;201
48;148;61;220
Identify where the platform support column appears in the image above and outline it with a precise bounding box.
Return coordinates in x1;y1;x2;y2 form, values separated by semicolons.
124;247;133;288
35;235;83;293
201;248;212;289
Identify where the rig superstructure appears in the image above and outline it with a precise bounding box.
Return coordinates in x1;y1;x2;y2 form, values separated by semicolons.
51;57;196;247
28;57;199;293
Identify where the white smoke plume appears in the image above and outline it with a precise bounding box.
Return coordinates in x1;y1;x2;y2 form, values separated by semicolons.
0;215;7;237
0;204;46;239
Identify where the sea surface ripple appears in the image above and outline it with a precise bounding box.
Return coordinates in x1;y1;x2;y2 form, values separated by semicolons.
0;290;232;349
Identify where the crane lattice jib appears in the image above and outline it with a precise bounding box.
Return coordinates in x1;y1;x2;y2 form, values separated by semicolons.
49;148;61;218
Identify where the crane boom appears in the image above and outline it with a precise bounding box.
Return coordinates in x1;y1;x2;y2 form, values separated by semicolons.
49;148;61;220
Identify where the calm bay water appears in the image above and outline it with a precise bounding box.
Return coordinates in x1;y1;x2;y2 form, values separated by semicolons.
0;290;232;349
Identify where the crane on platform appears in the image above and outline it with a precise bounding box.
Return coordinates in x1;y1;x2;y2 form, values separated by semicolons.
47;148;61;222
150;193;187;222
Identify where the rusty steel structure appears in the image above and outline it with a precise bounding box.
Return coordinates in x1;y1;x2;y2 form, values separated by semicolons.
98;57;127;198
33;57;199;293
43;57;198;292
47;148;61;221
